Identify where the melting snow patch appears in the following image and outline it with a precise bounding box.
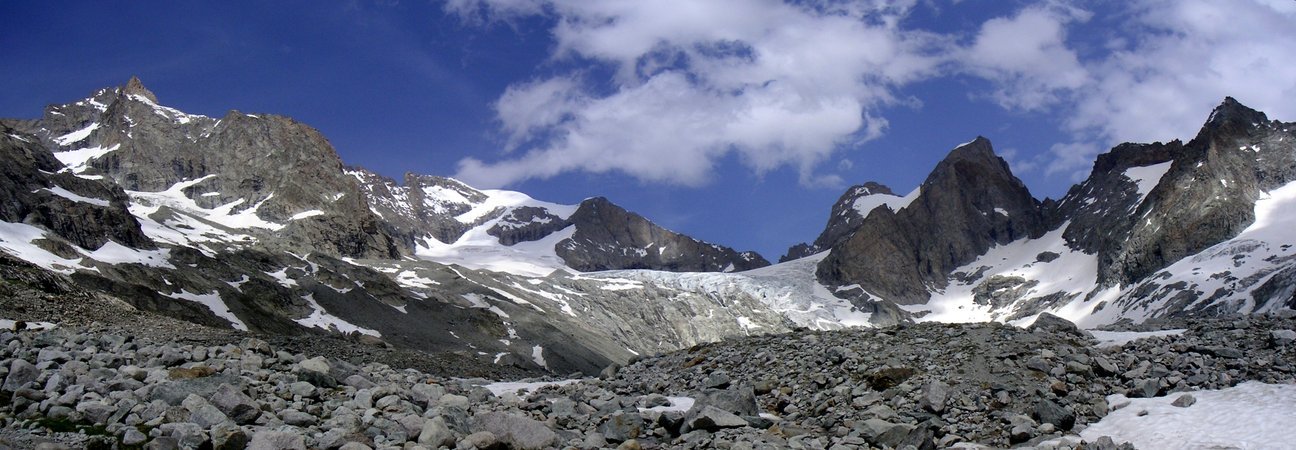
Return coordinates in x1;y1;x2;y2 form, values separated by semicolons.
166;290;247;331
0;319;56;331
289;210;324;221
531;345;548;369
1124;162;1174;205
295;293;380;337
37;186;111;207
54;122;99;146
55;144;120;173
640;397;695;413
1078;382;1296;449
480;379;580;397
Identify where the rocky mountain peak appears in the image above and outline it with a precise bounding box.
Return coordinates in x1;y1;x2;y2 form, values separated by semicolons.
121;76;159;104
922;136;1014;188
1204;97;1268;129
817;137;1046;304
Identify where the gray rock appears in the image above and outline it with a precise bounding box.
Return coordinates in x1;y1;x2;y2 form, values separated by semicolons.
1171;394;1197;407
419;416;456;448
2;358;37;392
151;375;240;406
208;383;261;425
211;422;250;450
282;410;317;427
1271;329;1296;346
76;400;118;425
686;405;748;432
338;443;373;450
247;429;307;450
918;381;949;414
472;411;558;450
123;427;149;446
598;411;645;442
1028;313;1093;339
287;381;315;398
298;356;330;374
342;374;376;390
695;386;759;417
182;393;230;428
702;372;731;389
1032;399;1076;431
458;431;498;450
159;422;207;449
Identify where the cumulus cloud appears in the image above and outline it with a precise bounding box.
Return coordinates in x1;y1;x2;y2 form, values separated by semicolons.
449;0;1296;188
957;2;1090;110
448;0;947;188
1067;0;1296;145
971;0;1296;179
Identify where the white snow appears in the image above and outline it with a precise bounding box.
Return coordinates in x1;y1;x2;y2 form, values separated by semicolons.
166;290;247;331
1078;382;1296;449
851;187;918;217
36;186;111;207
531;345;548;369
912;223;1100;324
993;207;1009;217
54;144;120;173
294;293;381;337
265;268;298;287
0;319;56;331
289;210;324;221
1089;329;1187;348
1124;161;1174;205
416;225;575;277
480;379;580;396
53;122;99;146
640;396;696;413
0;222;84;274
128;178;285;232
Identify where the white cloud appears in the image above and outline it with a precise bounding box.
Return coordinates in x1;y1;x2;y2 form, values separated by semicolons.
448;0;948;188
957;2;1090;110
964;0;1296;180
1067;0;1296;146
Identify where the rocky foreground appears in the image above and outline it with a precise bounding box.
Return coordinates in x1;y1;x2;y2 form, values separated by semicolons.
1;313;1294;450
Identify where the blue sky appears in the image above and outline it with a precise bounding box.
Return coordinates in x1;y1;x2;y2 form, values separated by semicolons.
4;1;1295;261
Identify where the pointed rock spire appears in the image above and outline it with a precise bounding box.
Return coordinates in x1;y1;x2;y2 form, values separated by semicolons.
122;76;159;104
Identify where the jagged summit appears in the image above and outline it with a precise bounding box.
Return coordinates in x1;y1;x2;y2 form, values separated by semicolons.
122;76;158;104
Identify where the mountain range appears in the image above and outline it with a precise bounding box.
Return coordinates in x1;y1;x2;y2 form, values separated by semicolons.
1;78;1292;375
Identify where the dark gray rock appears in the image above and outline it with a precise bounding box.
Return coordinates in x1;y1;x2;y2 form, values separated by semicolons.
557;197;769;272
208;383;261;425
1032;399;1076;431
598;411;645;442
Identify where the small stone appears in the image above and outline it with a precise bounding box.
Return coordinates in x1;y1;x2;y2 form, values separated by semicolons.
282;410;317;427
338;443;373;450
598;411;645;442
1171;394;1196;407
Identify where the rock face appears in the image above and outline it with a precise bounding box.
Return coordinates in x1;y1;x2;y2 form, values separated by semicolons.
781;181;904;262
0;124;151;251
809;99;1296;321
558;197;770;272
817;137;1046;304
